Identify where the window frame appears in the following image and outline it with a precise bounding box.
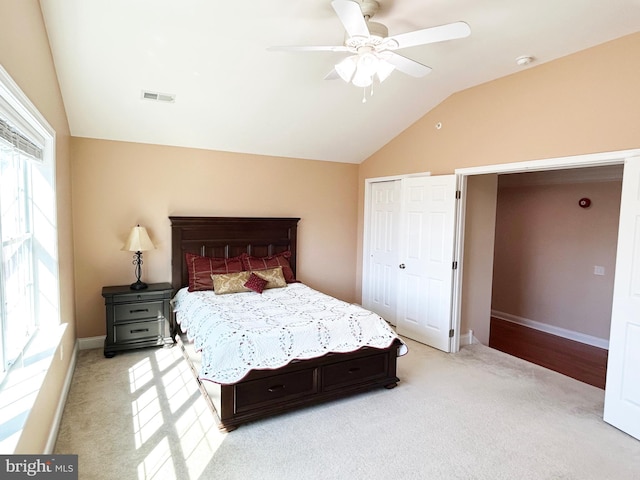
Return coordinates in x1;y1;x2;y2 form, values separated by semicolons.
0;64;58;384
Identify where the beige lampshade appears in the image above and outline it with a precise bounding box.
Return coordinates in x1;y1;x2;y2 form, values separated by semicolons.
122;225;156;252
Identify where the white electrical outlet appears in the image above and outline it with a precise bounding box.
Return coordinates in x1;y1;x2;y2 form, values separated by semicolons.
594;265;605;276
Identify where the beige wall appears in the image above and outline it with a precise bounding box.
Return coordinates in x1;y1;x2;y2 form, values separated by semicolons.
492;180;621;340
71;138;359;338
357;32;640;332
0;0;75;453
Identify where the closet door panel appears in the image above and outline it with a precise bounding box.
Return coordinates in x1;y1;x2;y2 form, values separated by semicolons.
397;175;456;352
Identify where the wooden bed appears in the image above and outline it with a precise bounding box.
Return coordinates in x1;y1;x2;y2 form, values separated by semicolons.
170;216;403;432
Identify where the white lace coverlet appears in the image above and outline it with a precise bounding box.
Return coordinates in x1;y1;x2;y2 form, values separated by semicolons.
172;283;408;384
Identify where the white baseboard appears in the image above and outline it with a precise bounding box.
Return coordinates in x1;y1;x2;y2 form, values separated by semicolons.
459;331;478;346
491;310;609;350
44;340;78;454
78;336;105;350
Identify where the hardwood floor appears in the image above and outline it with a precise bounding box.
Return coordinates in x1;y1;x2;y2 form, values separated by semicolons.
488;317;608;389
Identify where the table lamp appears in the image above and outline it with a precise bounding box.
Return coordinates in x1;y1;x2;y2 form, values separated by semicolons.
122;224;155;290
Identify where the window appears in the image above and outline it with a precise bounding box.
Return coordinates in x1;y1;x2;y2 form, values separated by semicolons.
0;117;37;382
0;66;58;386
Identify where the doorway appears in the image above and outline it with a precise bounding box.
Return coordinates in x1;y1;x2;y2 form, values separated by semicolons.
453;149;640;441
453;152;631;351
488;166;623;388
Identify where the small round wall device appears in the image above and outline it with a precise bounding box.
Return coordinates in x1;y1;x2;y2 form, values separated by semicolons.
578;198;591;208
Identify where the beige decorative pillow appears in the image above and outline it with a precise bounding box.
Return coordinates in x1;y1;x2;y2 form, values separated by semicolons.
211;271;251;294
252;266;287;289
186;252;245;292
211;267;287;294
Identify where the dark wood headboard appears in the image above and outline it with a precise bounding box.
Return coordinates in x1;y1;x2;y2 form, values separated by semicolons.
170;216;300;290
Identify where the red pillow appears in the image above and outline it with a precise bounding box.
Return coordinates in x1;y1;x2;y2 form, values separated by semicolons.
244;272;268;294
241;251;296;283
185;253;244;291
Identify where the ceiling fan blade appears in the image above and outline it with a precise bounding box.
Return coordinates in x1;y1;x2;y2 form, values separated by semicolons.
331;0;370;38
388;21;471;50
268;45;351;53
384;52;432;77
324;69;341;80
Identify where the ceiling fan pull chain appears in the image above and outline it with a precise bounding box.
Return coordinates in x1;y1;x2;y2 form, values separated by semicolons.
362;88;367;103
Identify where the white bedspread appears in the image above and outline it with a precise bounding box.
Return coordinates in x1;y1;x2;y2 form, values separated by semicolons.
172;283;408;384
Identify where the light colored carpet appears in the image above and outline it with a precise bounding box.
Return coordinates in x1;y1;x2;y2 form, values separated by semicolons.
54;338;640;479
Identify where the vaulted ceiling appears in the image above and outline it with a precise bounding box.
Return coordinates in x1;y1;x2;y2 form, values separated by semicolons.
40;0;640;164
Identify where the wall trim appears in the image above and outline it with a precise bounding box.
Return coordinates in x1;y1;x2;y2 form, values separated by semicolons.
455;149;639;176
78;336;105;351
458;331;477;347
44;340;78;454
491;310;609;350
451;149;638;354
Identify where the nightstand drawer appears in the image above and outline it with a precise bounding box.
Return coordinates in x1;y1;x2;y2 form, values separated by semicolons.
115;320;163;343
114;301;165;323
110;291;169;304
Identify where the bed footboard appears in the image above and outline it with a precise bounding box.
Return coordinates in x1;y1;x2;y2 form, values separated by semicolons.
177;335;402;432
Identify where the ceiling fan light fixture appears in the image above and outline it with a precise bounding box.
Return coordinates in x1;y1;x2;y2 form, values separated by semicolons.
352;68;373;88
335;55;357;82
357;52;380;77
376;60;395;83
336;51;395;87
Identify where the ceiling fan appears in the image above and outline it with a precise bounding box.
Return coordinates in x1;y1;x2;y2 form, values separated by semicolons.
268;0;471;95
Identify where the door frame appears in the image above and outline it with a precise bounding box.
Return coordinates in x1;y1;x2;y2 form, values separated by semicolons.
362;172;431;312
451;149;640;353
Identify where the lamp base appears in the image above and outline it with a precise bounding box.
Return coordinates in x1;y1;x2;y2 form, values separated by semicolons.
130;280;148;290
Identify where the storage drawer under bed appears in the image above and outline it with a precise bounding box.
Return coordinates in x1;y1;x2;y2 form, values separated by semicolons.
322;352;389;391
234;368;318;414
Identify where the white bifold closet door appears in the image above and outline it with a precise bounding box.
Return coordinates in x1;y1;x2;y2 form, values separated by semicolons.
364;175;456;352
366;180;402;326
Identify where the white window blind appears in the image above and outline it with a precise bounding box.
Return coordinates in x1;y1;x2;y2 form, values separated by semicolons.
0;116;43;161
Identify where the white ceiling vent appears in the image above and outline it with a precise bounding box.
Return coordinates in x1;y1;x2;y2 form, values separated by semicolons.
141;90;176;103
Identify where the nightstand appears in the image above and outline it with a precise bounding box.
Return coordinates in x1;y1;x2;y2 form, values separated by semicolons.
102;282;173;358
